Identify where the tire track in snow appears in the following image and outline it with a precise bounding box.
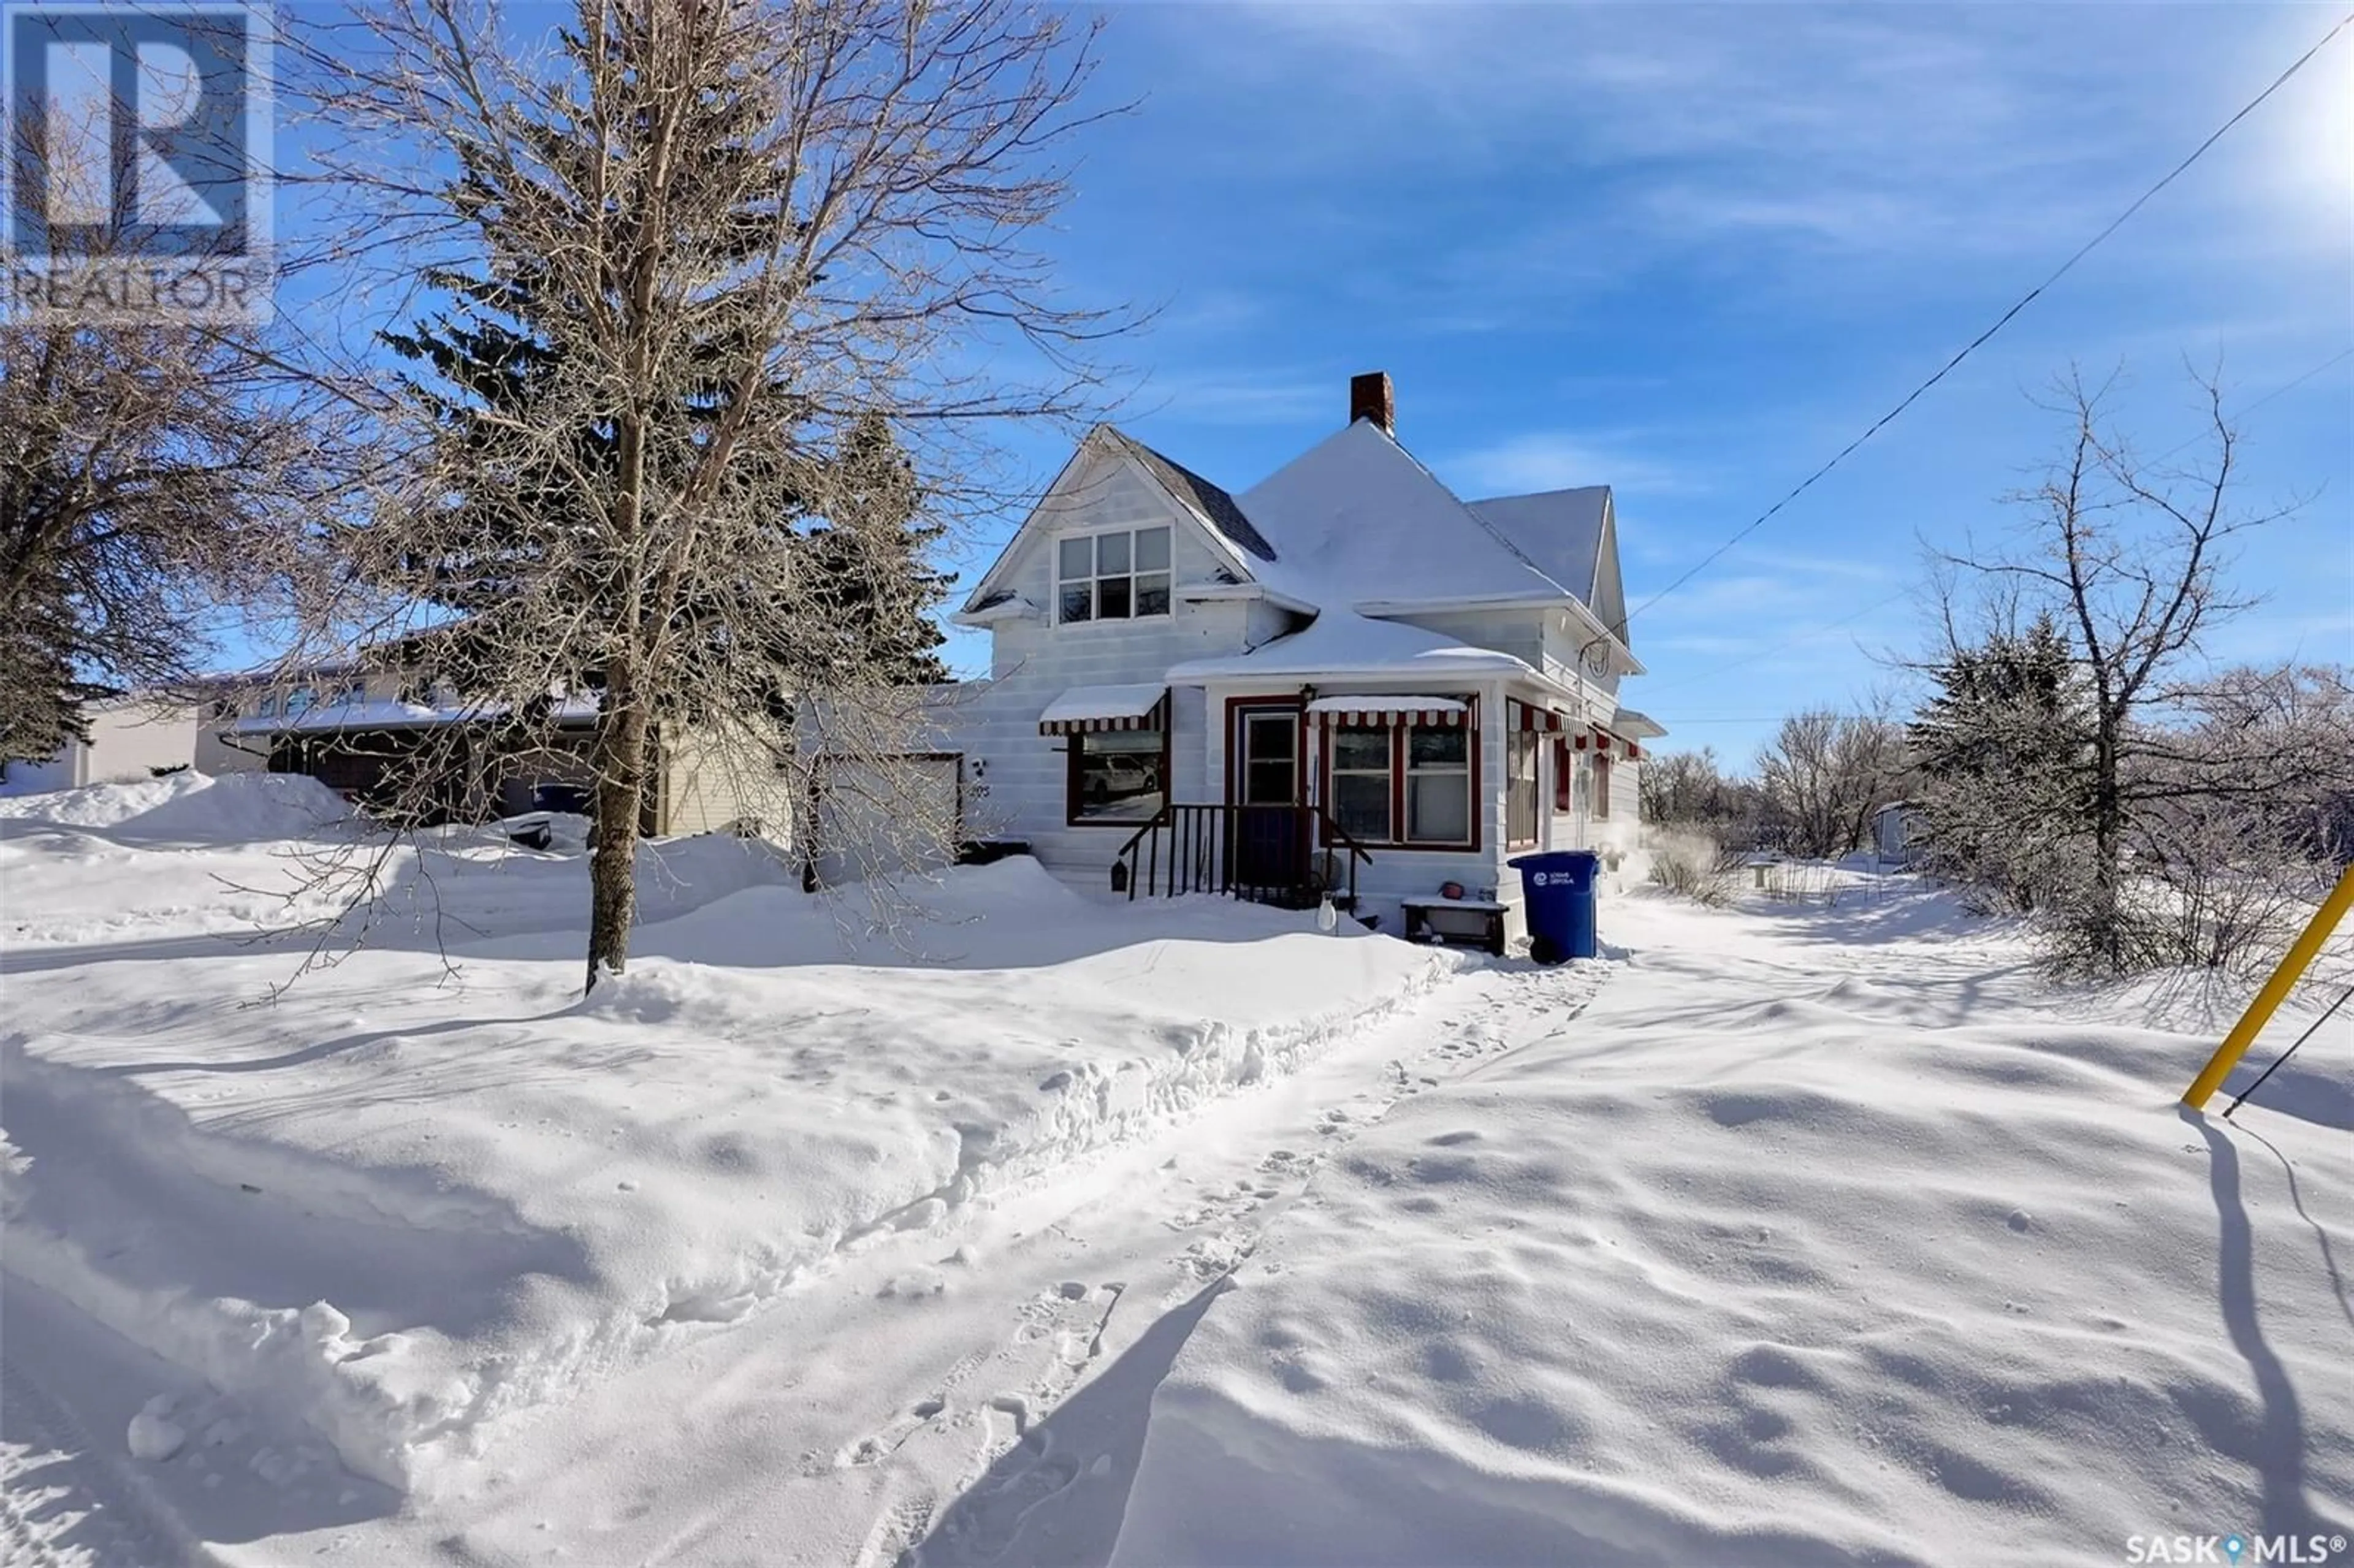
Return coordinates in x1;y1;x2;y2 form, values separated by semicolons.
0;1353;191;1568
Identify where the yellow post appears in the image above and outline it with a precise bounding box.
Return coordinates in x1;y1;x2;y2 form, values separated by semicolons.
2182;861;2354;1111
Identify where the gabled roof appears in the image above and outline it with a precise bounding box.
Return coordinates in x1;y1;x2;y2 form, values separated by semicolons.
1468;486;1630;647
956;424;1274;620
1097;427;1275;563
1235;420;1566;606
1466;488;1609;605
954;409;1637;668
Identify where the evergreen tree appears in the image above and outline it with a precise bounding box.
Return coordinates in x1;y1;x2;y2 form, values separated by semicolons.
1907;613;2092;911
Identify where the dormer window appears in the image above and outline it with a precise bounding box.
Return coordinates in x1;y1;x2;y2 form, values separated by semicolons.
1057;526;1171;624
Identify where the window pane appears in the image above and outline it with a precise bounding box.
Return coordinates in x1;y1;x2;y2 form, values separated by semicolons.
1593;755;1612;820
1059;536;1092;581
1135;573;1171;617
1408;773;1470;843
1333;727;1389;771
1096;531;1130;574
1409;726;1466;767
1507;736;1538;845
1099;574;1132;619
1246;757;1295;805
1134;526;1171;571
1059;583;1093;623
1333;774;1390;841
1075;731;1164;821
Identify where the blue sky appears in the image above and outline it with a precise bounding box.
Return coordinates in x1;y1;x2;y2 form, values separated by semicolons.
938;2;2353;766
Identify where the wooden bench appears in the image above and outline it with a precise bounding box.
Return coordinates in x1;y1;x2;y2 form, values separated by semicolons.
1400;896;1509;957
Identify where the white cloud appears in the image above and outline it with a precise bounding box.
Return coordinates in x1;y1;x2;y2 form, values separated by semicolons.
1127;368;1331;427
1442;430;1695;498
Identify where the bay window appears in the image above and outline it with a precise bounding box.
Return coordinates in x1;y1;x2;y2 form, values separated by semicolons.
1057;526;1172;624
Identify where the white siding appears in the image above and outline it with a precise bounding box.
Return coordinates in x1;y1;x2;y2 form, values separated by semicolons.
939;452;1262;888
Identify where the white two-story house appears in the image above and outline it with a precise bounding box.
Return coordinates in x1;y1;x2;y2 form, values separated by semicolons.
932;372;1664;943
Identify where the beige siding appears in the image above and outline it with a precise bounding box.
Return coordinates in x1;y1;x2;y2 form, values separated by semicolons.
657;720;798;842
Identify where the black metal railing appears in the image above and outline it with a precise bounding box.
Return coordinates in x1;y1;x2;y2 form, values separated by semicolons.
1113;802;1371;910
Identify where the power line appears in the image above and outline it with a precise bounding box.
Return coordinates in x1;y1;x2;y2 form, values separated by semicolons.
1639;343;2354;702
1623;11;2354;629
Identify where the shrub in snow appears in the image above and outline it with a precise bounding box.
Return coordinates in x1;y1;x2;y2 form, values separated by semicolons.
1642;829;1740;908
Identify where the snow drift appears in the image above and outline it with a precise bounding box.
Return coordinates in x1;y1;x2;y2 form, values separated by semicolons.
0;782;1461;1494
1110;888;2354;1566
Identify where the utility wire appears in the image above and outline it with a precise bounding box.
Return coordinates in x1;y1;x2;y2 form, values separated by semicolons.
1623;12;2354;630
1639;343;2354;702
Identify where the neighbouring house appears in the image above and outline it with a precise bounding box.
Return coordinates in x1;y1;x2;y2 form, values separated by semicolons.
0;693;208;793
199;663;794;839
923;371;1666;943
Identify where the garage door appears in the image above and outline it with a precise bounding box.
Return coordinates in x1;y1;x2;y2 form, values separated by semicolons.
810;754;962;886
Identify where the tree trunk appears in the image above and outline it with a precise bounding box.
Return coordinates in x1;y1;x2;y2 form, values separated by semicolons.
2090;723;2123;969
585;676;651;994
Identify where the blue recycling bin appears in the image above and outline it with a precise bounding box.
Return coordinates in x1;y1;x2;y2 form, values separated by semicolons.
1509;850;1601;964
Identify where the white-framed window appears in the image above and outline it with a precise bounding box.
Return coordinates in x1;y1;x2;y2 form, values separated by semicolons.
1057;526;1171;625
1328;725;1392;842
1404;725;1472;845
1319;719;1477;849
284;687;314;718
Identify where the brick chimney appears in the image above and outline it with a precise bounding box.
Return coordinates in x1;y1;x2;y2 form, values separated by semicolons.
1349;370;1394;434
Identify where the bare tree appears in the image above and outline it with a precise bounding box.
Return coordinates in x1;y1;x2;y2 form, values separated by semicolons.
293;0;1122;989
1755;706;1907;861
1;95;331;763
1926;365;2301;972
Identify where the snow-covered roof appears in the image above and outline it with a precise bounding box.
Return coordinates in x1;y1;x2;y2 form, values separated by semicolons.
1098;427;1276;563
232;695;599;736
1036;683;1167;728
1466;487;1611;609
1610;706;1666;739
1235;421;1569;607
1170;611;1544;683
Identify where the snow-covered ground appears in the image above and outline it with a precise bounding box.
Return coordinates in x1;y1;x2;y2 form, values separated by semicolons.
1;775;2346;1566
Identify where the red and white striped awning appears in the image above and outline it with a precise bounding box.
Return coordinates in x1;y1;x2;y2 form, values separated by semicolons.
1570;727;1642;760
1304;695;1469;728
1507;699;1569;733
1038;685;1168;735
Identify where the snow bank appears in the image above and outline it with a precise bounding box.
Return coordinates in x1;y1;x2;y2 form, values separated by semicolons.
0;826;1461;1495
0;771;350;842
1112;889;2354;1565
